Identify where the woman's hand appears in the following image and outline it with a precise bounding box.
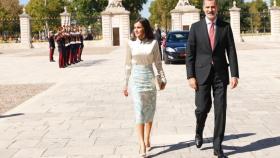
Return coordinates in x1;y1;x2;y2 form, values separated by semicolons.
160;82;166;90
123;87;128;97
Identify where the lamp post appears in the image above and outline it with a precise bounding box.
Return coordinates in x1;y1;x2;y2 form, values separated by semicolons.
262;10;266;33
44;0;49;39
250;14;253;33
71;7;77;26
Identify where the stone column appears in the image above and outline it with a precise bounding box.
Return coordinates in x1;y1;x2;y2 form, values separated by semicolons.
19;8;32;49
170;1;200;31
101;0;130;46
229;1;242;42
101;13;113;46
120;13;130;46
60;6;71;26
270;0;280;41
171;13;182;31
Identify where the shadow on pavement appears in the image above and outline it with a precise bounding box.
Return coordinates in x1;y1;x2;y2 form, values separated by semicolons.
0;113;24;118
224;136;280;156
68;59;108;68
147;140;194;158
147;133;255;158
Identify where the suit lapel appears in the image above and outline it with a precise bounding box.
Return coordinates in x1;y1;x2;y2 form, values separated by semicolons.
201;20;212;51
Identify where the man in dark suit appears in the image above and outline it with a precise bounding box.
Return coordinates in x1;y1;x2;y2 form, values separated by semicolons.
186;0;239;158
154;23;162;60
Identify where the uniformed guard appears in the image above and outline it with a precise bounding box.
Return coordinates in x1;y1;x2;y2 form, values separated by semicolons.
78;28;84;61
75;26;81;63
55;27;66;68
69;27;77;64
48;31;55;62
64;26;71;66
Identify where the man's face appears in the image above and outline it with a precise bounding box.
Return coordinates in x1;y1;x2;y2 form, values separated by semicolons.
203;0;218;21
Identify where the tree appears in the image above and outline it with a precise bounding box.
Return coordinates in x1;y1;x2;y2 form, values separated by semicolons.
66;0;147;37
121;0;148;29
25;0;148;39
67;0;107;38
149;0;177;31
0;0;22;18
271;0;280;6
0;0;22;41
26;0;66;36
149;1;161;27
248;0;267;33
149;0;246;31
240;2;251;33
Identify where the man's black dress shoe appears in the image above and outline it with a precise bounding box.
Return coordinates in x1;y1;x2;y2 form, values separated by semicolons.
195;134;203;148
214;149;228;158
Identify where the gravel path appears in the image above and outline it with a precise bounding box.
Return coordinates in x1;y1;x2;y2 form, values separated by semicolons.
0;84;53;114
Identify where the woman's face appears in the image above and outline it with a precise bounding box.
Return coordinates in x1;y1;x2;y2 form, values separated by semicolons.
134;22;145;40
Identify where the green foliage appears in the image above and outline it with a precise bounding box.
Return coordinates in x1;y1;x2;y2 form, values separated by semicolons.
248;0;267;33
66;0;148;35
122;0;148;29
148;0;270;33
149;0;177;31
25;0;147;36
149;1;160;26
270;0;280;6
149;0;245;31
0;0;22;18
26;0;65;34
66;0;107;38
189;0;202;11
0;0;22;41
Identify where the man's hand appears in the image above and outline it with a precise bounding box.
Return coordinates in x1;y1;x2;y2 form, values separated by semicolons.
188;77;197;90
230;77;238;89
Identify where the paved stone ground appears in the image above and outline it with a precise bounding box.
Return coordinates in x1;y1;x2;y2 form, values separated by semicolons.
0;41;280;158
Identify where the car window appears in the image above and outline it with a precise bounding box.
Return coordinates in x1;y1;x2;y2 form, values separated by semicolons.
167;32;189;42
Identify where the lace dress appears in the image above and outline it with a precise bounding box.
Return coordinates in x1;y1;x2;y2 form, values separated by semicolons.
125;39;166;124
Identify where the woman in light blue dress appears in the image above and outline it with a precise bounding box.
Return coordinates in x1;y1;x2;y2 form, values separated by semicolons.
123;18;167;157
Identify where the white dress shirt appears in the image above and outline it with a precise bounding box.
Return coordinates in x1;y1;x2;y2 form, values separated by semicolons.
125;38;166;87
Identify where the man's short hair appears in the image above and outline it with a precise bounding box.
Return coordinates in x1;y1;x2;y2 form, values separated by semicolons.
203;0;218;7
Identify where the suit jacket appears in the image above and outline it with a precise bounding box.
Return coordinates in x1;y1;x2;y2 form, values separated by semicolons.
186;18;239;85
155;28;162;44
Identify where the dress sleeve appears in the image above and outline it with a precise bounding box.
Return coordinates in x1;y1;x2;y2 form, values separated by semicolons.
153;40;167;83
124;40;132;87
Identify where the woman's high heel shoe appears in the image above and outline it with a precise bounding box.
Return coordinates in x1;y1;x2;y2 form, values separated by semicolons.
146;146;151;152
139;145;146;157
145;141;152;152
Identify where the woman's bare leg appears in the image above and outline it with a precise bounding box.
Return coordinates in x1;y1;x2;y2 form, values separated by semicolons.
145;122;153;149
137;124;146;155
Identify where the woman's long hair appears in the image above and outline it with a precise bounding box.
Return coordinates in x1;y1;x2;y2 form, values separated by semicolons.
134;17;154;40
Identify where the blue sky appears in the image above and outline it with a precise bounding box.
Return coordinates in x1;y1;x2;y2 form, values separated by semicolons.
140;0;153;18
20;0;29;5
